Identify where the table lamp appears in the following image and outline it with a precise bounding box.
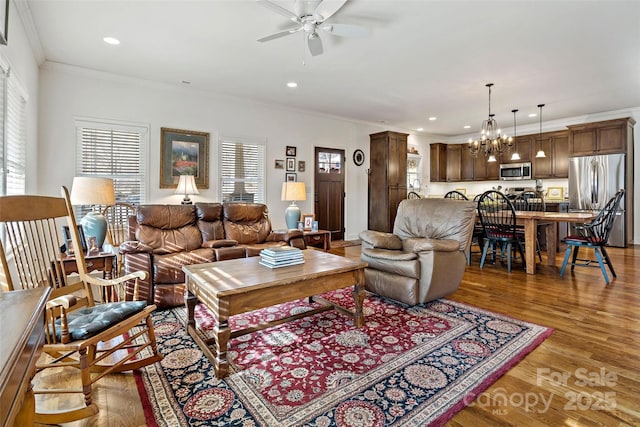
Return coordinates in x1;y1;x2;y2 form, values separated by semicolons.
281;181;306;230
175;175;199;204
70;177;116;251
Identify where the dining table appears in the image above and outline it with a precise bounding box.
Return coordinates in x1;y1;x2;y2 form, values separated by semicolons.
515;211;597;274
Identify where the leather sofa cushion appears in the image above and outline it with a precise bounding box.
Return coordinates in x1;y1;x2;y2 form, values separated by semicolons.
359;230;403;250
245;241;287;257
201;239;238;248
223;203;271;244
393;199;476;252
153;248;215;284
196;203;225;241
137;205;196;229
136;205;202;254
361;247;417;261
402;237;460;253
54;301;147;341
361;249;420;279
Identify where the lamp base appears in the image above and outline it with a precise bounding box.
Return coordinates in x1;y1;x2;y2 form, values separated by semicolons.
284;204;301;230
80;212;108;251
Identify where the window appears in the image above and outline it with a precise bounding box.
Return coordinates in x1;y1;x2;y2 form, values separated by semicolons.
0;60;27;196
75;118;148;212
219;136;265;203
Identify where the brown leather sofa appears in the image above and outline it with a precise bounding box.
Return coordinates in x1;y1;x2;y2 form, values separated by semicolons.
120;202;304;308
359;198;476;306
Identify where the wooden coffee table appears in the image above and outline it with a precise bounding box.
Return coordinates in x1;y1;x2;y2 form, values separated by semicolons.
183;249;367;378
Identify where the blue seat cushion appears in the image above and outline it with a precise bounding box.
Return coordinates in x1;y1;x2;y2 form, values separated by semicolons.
53;301;147;341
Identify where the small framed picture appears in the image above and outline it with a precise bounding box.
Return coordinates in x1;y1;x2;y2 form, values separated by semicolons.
285;172;297;182
302;214;315;230
286;157;296;171
275;159;284;169
547;187;564;200
62;225;87;254
286;146;297;157
298;160;306;172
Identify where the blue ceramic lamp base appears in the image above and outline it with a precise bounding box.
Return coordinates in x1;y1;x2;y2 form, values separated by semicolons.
284;203;301;230
80;212;108;251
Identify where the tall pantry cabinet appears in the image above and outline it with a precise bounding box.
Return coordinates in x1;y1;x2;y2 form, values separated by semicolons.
368;131;408;232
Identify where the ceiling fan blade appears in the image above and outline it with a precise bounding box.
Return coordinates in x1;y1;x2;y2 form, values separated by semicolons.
307;34;323;56
320;23;369;37
313;0;347;22
256;0;300;22
257;26;301;42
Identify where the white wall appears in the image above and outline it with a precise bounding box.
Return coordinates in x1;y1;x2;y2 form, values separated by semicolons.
1;0;40;193
38;63;413;240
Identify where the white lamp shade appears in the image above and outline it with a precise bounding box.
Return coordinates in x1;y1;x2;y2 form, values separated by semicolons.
281;182;306;202
70;177;116;206
175;175;199;195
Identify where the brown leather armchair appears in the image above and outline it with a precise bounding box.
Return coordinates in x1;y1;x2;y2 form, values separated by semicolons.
120;202;304;308
359;198;476;305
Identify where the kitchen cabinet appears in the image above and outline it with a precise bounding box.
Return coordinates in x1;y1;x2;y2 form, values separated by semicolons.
461;146;474;181
429;143;447;182
567;117;636;156
446;144;461;182
532;130;569;179
503;135;532;163
368;131;408;232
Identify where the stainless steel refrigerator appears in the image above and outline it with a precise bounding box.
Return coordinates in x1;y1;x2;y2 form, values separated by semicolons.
568;153;626;247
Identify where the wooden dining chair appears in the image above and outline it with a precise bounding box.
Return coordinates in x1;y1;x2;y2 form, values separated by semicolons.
407;191;421;199
102;202;137;276
444;190;469;200
0;188;162;424
560;189;624;285
477;190;526;272
512;189;546;262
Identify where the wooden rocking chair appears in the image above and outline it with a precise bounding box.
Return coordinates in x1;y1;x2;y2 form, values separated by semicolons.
0;187;162;424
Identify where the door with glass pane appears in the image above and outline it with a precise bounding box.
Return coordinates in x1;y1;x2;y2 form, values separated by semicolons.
314;147;345;241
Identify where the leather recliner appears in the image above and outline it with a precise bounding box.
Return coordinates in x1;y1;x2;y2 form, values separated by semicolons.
359;198;476;306
120;202;304;308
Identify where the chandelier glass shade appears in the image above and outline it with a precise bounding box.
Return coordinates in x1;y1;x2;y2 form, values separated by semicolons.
468;83;513;159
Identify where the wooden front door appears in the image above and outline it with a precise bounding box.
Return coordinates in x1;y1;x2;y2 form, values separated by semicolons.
314;147;345;241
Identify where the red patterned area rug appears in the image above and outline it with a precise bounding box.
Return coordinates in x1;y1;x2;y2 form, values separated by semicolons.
136;289;552;426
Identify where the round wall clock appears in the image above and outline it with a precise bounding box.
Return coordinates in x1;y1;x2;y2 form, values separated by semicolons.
353;149;365;166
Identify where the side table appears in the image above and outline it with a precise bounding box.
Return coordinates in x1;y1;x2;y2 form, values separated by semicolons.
303;229;331;251
61;251;116;279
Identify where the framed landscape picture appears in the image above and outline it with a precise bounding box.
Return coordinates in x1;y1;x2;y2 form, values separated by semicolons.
286;157;296;171
160;128;209;189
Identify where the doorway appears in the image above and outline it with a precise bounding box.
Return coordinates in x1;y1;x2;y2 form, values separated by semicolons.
314;147;345;241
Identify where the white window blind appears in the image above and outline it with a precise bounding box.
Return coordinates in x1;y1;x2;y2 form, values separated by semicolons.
0;60;27;196
75;119;148;210
219;137;266;203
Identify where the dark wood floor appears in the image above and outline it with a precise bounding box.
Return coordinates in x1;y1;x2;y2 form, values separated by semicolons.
42;244;640;426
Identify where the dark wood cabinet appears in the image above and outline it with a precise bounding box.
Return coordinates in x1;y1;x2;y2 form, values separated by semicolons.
429;143;447;182
446;144;461;182
368;131;408;232
532;130;569;179
461;146;475;181
567;117;636;156
504;135;533;163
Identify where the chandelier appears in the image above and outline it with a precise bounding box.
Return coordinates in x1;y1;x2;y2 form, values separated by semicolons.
468;83;513;161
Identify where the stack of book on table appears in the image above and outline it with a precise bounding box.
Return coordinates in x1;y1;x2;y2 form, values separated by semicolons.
259;246;304;268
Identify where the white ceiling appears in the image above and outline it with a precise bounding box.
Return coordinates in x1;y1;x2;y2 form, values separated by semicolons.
25;0;640;137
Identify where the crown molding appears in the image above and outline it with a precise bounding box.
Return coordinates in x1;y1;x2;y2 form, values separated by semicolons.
13;0;45;64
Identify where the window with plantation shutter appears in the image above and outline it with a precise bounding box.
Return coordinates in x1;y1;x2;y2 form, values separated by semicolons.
0;58;27;196
219;136;265;203
75;118;148;212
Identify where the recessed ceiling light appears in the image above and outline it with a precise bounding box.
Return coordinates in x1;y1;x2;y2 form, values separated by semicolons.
103;37;120;45
528;113;537;117
416;128;424;131
428;117;437;121
287;82;298;88
463;125;471;129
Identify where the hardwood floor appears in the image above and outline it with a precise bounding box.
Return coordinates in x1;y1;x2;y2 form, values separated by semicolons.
38;244;640;426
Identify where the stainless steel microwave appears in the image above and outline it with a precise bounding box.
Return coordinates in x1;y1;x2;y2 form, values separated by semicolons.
499;162;532;180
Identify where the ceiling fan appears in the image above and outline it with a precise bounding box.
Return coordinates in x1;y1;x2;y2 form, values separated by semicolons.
257;0;369;56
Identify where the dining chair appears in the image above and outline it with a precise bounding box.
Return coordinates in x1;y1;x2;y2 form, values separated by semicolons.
444;190;468;200
103;202;137;276
407;191;421;199
560;189;624;285
512;189;546;262
0;188;162;424
477;190;526;272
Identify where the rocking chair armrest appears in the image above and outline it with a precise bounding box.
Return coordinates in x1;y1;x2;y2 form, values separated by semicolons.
83;270;147;288
46;294;77;310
